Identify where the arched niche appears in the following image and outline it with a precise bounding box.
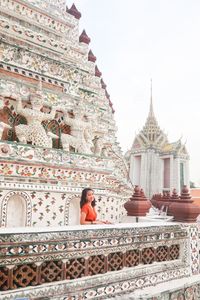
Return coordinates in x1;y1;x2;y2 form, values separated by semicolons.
65;195;80;225
1;191;32;227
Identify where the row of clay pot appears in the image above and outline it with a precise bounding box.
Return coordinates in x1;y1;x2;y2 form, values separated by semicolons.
151;191;173;210
124;185;200;222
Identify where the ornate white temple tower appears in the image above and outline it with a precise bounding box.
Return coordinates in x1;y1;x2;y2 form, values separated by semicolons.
0;3;199;300
125;84;189;198
0;0;132;228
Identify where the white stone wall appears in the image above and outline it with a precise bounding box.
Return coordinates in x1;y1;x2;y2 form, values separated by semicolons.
129;151;190;198
0;185;129;227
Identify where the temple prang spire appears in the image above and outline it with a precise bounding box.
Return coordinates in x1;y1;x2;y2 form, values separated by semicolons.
141;79;160;143
148;78;155;119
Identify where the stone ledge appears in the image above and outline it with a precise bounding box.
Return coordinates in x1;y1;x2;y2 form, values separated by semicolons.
112;274;200;299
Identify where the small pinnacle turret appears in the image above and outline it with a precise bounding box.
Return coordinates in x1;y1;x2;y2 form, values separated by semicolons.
79;30;91;44
105;90;110;99
88;50;96;62
95;65;102;77
67;4;81;19
101;79;106;89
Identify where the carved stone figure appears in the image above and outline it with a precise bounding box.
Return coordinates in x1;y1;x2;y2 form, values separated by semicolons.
93;136;110;157
15;84;57;147
93;136;103;156
61;109;93;154
84;126;94;152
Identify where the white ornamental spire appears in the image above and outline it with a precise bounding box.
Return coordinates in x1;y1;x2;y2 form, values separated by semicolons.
142;80;160;142
148;79;155;119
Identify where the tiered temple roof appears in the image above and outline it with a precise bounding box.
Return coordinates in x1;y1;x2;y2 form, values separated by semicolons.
129;84;188;158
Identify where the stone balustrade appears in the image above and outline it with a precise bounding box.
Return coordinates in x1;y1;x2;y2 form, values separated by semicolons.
0;222;198;299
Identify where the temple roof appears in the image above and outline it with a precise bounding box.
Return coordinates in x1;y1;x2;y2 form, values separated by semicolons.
162;139;189;156
127;83;189;158
131;82;168;151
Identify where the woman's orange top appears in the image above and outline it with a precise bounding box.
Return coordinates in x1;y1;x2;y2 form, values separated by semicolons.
81;203;97;221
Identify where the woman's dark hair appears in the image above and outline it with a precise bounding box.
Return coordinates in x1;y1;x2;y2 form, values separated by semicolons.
80;188;96;208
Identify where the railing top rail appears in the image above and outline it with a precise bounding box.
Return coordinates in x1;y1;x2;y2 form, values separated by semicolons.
0;222;181;235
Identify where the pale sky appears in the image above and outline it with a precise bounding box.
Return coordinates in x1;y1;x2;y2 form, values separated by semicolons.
67;0;200;185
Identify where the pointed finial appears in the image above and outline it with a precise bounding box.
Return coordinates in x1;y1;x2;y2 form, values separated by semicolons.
149;78;154;118
101;78;107;89
79;30;91;44
67;4;81;19
95;65;102;77
88;50;96;62
105;89;110;99
140;79;161;143
179;134;183;141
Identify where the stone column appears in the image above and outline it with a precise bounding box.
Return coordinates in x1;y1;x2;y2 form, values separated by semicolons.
173;157;180;194
185;159;190;188
160;158;164;194
145;150;152;199
129;153;134;185
169;155;174;193
152;152;160;195
140;153;147;195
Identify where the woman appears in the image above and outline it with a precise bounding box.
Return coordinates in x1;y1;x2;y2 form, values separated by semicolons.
80;188;109;225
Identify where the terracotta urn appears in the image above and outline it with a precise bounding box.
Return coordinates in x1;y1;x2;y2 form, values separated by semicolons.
154;191;165;210
157;191;171;212
167;189;179;216
124;186;152;216
151;193;161;208
169;186;200;222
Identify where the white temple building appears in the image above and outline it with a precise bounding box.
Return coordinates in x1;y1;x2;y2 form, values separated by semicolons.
125;86;189;198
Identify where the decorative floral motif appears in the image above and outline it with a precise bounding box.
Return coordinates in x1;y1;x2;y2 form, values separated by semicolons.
0;144;11;156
